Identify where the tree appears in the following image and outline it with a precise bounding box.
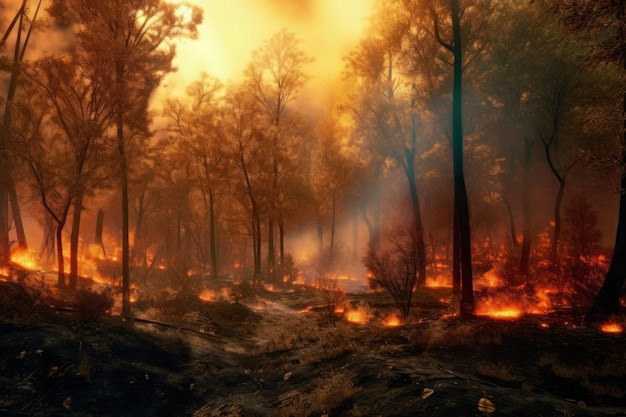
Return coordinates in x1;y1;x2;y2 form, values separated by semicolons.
365;223;423;318
48;0;202;315
310;116;355;268
243;29;312;274
0;0;41;265
165;73;225;279
432;0;475;317
545;0;626;323
24;53;113;288
345;1;428;285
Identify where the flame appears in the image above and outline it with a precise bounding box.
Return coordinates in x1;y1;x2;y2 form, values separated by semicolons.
198;288;230;302
334;305;345;314
10;249;39;270
600;323;623;334
475;268;504;289
425;274;452;288
345;303;371;325
384;314;402;327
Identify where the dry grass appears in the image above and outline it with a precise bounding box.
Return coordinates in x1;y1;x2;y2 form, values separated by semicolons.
476;361;524;382
273;371;355;417
408;319;503;350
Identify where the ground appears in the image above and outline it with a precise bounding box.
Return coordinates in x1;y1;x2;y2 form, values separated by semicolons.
1;279;625;417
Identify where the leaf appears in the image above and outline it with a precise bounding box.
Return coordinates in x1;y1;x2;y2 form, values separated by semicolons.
422;388;434;399
35;349;43;355
48;366;59;377
478;397;495;413
283;372;292;381
189;383;195;391
63;397;71;409
144;373;150;381
17;351;26;359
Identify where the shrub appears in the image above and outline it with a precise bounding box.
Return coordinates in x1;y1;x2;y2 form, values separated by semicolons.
74;288;114;325
364;223;424;318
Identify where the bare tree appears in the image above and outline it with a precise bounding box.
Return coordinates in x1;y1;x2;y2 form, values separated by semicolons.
365;223;423;318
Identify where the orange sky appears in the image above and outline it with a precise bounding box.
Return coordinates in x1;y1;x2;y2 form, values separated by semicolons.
158;0;374;108
1;0;374;112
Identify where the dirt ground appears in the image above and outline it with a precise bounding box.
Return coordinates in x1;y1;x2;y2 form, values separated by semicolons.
1;281;625;417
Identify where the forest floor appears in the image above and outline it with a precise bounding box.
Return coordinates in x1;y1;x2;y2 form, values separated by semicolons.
1;275;626;417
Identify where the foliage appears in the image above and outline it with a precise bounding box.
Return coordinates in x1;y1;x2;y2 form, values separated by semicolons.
364;223;423;318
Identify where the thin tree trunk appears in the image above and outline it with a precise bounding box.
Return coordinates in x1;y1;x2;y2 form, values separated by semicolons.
551;177;566;274
9;180;27;249
69;191;83;288
209;186;218;278
56;224;65;288
329;191;336;267
116;63;131;316
520;139;533;278
405;155;427;286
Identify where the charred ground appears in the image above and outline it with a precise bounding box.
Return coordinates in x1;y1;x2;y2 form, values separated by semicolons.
1;276;625;417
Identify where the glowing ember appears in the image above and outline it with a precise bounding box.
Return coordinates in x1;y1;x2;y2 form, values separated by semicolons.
600;323;623;334
384;314;402;327
10;249;39;270
334;305;345;314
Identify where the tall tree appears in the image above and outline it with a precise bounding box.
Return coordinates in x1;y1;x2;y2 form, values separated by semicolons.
432;0;475;317
0;0;41;264
546;0;626;323
345;1;428;285
165;73;225;279
243;29;312;274
48;0;201;315
25;54;113;288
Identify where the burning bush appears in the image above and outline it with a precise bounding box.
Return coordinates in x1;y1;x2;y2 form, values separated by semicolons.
364;223;424;318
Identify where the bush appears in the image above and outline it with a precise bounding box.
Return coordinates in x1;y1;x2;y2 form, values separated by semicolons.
74;288;114;325
364;223;424;318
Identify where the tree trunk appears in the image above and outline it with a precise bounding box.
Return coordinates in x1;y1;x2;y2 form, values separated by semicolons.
520;139;533;278
268;218;275;273
551;176;566;274
209;186;218;278
451;0;474;318
116;63;131;316
352;207;358;262
9;180;27;249
69;191;84;288
56;224;65;288
585;90;626;323
329;191;336;267
279;217;285;267
0;182;9;265
405;153;427;286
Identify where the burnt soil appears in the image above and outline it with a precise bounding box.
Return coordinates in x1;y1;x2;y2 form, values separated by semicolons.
1;282;625;417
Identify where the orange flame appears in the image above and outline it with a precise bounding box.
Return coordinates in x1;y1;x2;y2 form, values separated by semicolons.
600;323;623;334
10;249;39;270
345;303;371;324
384;314;402;327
